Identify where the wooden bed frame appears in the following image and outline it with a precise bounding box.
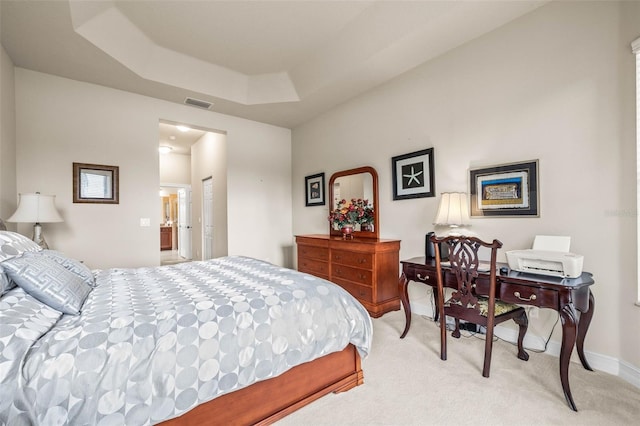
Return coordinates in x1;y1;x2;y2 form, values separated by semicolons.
161;344;363;425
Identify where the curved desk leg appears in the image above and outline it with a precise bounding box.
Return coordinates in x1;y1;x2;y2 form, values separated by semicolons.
576;290;595;371
559;303;579;411
399;272;411;338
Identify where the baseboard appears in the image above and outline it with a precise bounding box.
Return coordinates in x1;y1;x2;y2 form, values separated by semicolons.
411;300;640;389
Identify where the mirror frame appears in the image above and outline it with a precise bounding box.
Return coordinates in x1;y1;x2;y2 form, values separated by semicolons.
329;166;379;239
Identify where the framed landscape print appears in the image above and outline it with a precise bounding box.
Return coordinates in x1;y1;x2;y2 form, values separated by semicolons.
469;160;539;217
392;148;435;200
305;172;325;206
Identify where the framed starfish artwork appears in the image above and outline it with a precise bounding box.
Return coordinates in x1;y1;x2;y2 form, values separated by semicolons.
392;148;435;200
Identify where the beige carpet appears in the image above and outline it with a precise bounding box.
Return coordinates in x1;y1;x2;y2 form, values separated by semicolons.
276;310;640;425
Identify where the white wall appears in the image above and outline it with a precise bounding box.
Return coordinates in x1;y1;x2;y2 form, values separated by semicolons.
159;152;191;185
15;69;292;269
292;1;640;372
0;43;16;224
191;131;228;260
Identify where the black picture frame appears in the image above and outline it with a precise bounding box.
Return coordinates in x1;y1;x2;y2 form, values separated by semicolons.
469;160;539;217
392;148;435;200
305;172;325;206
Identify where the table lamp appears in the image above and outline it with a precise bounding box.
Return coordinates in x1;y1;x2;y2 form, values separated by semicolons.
7;192;63;249
433;192;470;236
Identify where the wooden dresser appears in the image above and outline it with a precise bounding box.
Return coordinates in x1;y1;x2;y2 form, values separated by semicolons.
296;234;401;318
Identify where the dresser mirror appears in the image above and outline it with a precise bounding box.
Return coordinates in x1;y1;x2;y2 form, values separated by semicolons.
329;166;379;239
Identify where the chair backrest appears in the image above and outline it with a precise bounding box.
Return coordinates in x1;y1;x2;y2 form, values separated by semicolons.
431;235;503;318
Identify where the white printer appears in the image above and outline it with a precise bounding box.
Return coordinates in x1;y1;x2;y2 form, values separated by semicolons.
505;235;584;278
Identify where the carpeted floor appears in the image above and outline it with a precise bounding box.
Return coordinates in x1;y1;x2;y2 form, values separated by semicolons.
276;310;640;425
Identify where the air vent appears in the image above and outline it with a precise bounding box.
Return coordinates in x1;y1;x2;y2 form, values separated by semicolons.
184;97;213;110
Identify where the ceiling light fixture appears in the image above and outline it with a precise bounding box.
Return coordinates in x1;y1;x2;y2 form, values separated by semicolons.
176;125;190;132
159;146;173;154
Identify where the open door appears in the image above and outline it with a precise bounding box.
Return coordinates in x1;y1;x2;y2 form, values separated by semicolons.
202;177;214;260
177;188;192;260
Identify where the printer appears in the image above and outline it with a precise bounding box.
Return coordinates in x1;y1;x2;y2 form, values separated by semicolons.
505;235;584;278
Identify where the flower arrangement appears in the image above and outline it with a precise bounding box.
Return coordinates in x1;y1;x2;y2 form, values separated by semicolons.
329;198;374;229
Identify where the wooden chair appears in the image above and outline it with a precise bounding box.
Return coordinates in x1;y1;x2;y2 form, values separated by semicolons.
431;235;529;377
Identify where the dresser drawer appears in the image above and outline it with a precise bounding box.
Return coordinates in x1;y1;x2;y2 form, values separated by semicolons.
403;264;438;286
332;278;373;303
499;282;558;308
332;264;373;286
332;250;373;269
298;245;329;261
298;257;329;278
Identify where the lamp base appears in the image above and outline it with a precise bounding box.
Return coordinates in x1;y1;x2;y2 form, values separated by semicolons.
32;223;49;249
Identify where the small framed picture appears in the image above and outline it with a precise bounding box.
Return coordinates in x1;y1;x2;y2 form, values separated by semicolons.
469;160;539;217
392;148;435;200
73;162;119;204
305;172;325;206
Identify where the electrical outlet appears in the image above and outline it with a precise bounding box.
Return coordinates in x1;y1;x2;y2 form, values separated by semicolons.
528;306;539;319
140;218;151;227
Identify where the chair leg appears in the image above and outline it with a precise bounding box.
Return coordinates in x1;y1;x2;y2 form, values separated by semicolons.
452;318;461;338
482;326;495;378
440;314;447;361
514;311;530;361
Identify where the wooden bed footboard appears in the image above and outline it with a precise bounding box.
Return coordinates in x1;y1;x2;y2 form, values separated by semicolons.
160;344;363;425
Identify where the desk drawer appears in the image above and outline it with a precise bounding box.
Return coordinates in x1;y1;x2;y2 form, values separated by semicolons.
332;250;373;270
499;282;558;308
404;264;438;286
332;264;373;286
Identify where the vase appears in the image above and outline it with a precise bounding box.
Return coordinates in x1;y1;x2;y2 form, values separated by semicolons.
341;224;354;240
361;223;373;232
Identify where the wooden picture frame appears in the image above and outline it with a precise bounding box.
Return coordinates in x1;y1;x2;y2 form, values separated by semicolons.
73;162;119;204
469;160;539;217
305;172;325;206
392;148;435;200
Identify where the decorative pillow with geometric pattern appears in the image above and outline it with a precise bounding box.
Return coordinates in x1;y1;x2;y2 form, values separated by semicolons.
39;250;96;288
1;254;92;315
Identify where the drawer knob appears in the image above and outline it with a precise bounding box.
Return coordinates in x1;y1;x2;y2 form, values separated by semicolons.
514;291;536;302
417;273;430;281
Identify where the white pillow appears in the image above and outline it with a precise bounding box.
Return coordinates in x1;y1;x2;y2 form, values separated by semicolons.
0;231;42;262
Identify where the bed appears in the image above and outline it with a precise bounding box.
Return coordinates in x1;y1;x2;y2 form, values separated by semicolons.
0;231;372;425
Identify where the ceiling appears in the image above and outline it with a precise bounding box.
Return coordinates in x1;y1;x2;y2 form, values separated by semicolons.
1;0;547;129
159;122;207;155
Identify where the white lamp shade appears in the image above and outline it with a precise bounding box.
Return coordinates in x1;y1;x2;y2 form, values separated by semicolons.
7;193;63;223
433;192;470;226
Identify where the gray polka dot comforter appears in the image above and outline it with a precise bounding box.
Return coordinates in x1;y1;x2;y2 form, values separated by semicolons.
0;256;372;425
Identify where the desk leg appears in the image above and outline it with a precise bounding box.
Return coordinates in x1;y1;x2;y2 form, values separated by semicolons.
559;303;579;411
399;273;411;338
576;290;595;371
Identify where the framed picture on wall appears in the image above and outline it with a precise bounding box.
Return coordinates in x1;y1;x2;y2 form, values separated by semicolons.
73;162;119;204
469;159;539;217
392;148;435;200
305;172;325;206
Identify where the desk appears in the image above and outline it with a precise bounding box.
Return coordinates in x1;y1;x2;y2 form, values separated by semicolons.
398;256;595;411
